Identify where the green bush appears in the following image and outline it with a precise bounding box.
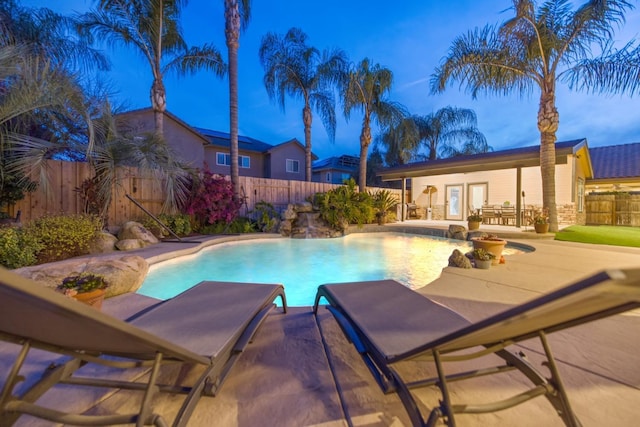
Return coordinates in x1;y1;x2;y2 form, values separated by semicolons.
250;201;279;232
200;217;256;234
28;214;103;263
157;213;192;236
0;227;43;268
312;179;374;231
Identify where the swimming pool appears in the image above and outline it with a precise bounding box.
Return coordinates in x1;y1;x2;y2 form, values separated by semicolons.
138;232;522;306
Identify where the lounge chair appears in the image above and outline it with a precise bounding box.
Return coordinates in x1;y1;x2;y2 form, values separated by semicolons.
0;267;287;426
313;269;640;426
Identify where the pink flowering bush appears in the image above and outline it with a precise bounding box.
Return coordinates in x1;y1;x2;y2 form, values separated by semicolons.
183;167;241;227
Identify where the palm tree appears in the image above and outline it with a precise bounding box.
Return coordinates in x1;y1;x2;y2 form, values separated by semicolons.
415;107;489;160
79;0;226;135
259;27;347;181
340;58;405;192
224;0;251;198
375;116;422;167
431;0;639;231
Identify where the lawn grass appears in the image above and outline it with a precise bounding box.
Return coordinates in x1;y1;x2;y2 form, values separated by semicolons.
555;225;640;248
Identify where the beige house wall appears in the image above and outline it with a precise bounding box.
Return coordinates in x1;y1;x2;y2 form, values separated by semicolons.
411;155;584;225
268;143;306;181
203;147;266;178
118;110;206;169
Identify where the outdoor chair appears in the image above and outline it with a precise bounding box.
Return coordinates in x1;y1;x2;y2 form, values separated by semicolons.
501;206;516;225
313;269;640;427
0;267;287;427
481;205;497;224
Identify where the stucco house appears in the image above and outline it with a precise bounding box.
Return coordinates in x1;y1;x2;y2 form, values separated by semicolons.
312;155;359;184
116;108;315;180
378;139;593;227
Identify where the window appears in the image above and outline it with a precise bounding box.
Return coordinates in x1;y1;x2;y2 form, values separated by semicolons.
216;152;230;166
577;178;585;213
286;159;300;173
239;155;250;168
326;172;331;182
216;152;250;168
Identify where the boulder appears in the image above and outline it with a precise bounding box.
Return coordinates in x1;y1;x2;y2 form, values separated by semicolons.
88;231;118;254
447;224;468;241
295;201;314;213
448;249;472;269
115;239;146;251
282;205;297;221
117;221;159;245
14;254;149;297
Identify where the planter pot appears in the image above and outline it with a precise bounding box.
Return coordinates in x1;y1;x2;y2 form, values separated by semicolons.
73;289;106;310
474;259;491;269
467;220;481;230
534;223;549;234
471;238;507;265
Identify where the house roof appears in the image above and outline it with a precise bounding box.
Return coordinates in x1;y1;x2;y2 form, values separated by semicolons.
589;142;640;182
195;127;274;153
116;107;211;145
313;155;359;172
378;139;590;180
268;138;319;160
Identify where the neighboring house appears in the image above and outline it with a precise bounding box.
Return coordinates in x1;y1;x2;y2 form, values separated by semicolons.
115;108;208;169
587;142;640;193
115;108;316;180
312;155;359;184
378;139;593;226
196;128;314;180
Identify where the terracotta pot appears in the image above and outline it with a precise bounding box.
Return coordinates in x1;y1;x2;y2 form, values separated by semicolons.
471;238;507;265
534;223;549;234
467;220;480;230
73;289;106;310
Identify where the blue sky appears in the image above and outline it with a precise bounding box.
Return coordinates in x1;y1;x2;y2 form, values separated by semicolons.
23;0;640;160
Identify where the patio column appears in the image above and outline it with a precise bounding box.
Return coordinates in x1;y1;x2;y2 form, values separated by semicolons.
516;167;522;228
401;178;406;222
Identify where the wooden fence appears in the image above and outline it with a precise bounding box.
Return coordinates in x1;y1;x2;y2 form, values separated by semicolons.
9;160;402;226
585;194;640;226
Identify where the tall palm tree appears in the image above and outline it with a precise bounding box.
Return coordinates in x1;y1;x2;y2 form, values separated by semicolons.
375;116;422;167
341;58;405;192
79;0;226;135
415;107;489;160
224;0;250;198
431;0;639;231
259;27;347;181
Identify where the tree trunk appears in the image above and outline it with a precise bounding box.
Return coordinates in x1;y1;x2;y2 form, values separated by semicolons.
150;77;166;135
225;1;241;199
537;83;559;232
303;105;312;181
358;115;372;192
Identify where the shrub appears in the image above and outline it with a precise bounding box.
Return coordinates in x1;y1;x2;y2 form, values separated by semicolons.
313;179;374;231
200;217;256;234
164;213;192;236
370;189;398;221
250;201;279;232
0;227;43;268
182;168;241;228
27;214;103;263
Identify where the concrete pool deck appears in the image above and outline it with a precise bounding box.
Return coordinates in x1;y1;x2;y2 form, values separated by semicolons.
3;222;640;426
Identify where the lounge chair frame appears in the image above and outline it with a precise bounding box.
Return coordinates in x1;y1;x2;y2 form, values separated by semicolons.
313;269;640;427
0;269;287;426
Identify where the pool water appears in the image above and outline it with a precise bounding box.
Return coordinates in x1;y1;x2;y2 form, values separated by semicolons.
138;232;517;306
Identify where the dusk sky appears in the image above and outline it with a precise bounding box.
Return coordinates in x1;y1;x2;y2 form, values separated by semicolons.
23;0;640;160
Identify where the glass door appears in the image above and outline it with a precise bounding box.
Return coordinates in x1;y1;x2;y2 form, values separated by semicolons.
468;183;488;214
445;184;463;220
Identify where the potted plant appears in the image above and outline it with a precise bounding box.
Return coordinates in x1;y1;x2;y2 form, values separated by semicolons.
371;189;398;225
471;234;506;265
533;210;550;234
57;273;109;310
472;248;495;269
467;211;482;230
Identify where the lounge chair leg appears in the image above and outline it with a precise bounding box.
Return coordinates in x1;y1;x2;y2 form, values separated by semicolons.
0;340;30;408
539;332;581;427
137;352;163;427
433;350;456;427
